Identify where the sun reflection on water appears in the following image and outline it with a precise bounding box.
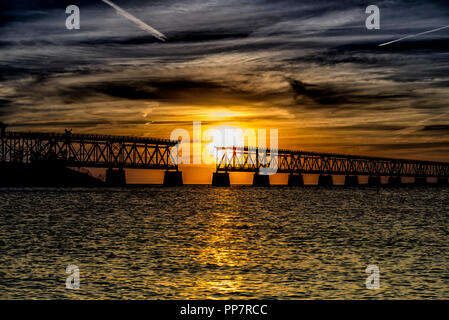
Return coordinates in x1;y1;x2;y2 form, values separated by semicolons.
188;190;254;297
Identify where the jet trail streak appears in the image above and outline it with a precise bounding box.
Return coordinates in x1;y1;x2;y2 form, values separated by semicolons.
379;25;449;47
102;0;167;41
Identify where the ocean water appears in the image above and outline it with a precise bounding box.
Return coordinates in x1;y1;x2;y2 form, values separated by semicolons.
0;186;448;299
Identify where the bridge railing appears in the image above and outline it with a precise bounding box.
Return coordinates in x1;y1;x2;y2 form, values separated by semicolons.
3;131;178;145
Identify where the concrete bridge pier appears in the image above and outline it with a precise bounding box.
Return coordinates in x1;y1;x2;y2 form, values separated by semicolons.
368;176;381;186
388;176;402;186
163;171;183;186
253;173;270;187
344;175;359;186
318;175;333;187
414;177;427;186
106;168;126;186
288;174;304;187
212;172;230;187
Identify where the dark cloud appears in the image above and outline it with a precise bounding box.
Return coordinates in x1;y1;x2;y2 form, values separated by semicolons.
364;141;449;151
421;125;449;133
9;119;149;128
289;79;348;105
0;99;12;105
20;78;236;104
289;79;414;108
0;99;12;117
312;124;407;132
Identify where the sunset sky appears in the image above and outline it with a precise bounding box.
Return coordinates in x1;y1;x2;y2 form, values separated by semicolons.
1;0;449;183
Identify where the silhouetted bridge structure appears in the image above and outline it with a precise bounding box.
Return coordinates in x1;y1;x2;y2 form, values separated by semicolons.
1;129;448;187
212;147;449;187
0;130;182;186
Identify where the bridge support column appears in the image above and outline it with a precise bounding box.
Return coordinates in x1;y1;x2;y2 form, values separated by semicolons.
414;177;427;186
318;175;333;187
368;176;381;186
163;171;183;186
437;177;449;186
388;176;402;186
288;174;304;187
344;176;359;186
106;168;126;186
212;172;230;187
253;173;270;187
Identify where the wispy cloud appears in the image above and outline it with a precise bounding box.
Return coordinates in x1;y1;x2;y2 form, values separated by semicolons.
101;0;167;41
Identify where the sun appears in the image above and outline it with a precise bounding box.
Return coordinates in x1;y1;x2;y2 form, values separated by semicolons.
201;125;255;165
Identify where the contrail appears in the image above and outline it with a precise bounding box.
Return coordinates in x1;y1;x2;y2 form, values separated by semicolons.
379;25;449;47
102;0;167;41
